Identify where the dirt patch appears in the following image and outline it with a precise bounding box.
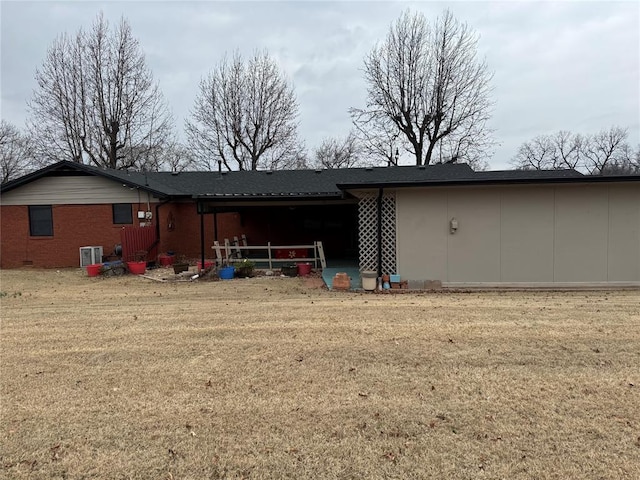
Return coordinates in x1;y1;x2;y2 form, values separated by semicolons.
138;265;327;286
1;269;639;479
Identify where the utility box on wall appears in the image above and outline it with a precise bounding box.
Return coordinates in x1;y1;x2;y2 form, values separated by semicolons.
79;246;103;267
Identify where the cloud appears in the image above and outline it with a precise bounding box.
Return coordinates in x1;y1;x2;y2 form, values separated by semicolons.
1;0;638;170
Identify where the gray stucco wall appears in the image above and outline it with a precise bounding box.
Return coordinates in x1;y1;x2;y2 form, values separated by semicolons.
395;183;640;285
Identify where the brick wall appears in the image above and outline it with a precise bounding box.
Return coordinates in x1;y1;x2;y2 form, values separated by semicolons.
155;203;244;261
0;202;245;268
0;204;142;268
1;201;356;269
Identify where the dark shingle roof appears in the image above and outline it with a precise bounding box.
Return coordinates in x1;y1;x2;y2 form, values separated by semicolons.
152;163;476;198
2;160;637;201
472;169;585;180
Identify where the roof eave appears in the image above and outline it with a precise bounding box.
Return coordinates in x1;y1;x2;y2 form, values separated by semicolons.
337;175;640;190
192;192;345;201
0;160;171;198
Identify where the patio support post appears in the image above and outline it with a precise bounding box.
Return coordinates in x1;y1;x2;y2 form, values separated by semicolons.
377;188;383;277
199;201;205;272
154;200;170;247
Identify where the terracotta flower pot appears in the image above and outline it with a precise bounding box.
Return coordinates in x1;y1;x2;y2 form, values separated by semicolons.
297;262;312;276
127;261;146;275
86;264;102;277
158;254;175;266
197;260;215;270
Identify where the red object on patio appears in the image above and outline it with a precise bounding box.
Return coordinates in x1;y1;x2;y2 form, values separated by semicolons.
197;260;215;270
86;264;102;277
127;261;146;275
297;262;312;276
158;254;174;266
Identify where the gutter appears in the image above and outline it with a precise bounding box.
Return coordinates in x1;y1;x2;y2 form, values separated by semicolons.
191;193;343;201
153;199;172;250
336;175;640;191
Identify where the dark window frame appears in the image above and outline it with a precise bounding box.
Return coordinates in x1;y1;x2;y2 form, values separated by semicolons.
112;203;133;224
28;205;53;236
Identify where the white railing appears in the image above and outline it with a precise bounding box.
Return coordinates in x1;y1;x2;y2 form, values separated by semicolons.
212;240;326;270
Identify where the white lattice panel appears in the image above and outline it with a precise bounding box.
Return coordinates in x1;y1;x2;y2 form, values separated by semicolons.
358;192;378;272
357;192;396;274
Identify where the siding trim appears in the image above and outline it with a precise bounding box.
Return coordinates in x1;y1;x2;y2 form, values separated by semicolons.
0;176;161;206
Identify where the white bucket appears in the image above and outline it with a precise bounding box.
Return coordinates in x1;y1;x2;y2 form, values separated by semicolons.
361;270;377;291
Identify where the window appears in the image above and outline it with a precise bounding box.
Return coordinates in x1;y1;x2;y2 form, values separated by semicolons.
29;205;53;236
112;204;133;224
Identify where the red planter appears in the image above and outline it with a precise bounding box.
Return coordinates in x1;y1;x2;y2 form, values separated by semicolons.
86;264;102;277
127;261;146;275
297;262;312;276
197;260;215;270
158;254;175;266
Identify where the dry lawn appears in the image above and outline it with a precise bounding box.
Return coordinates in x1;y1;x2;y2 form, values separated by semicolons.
1;269;639;479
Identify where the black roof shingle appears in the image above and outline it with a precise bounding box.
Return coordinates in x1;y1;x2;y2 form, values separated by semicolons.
2;160;637;201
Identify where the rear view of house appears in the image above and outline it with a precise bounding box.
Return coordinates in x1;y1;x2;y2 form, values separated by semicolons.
1;161;638;288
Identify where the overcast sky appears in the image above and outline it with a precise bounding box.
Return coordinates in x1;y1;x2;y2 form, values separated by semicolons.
1;0;638;170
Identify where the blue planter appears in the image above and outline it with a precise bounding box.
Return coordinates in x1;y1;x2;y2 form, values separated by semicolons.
219;266;235;280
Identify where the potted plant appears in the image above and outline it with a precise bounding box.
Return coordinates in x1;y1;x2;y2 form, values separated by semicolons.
234;258;255;278
281;264;297;277
172;255;190;274
172;263;188;274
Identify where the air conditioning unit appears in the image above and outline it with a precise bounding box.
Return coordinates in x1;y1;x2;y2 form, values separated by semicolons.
79;246;103;267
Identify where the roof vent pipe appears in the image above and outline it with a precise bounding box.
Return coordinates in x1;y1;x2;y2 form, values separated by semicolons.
218;160;222;174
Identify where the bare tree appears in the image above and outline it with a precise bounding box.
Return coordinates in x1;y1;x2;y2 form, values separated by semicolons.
350;109;403;166
433;120;491;170
552;130;585;170
0;121;34;183
582;126;629;175
186;51;302;171
353;9;494;167
152;141;199;173
618;143;640;173
511;126;637;174
511;130;584;171
510;134;559;170
266;141;309;170
312;132;367;169
27;13;173;170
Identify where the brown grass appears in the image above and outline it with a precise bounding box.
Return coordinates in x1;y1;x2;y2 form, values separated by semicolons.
1;269;639;479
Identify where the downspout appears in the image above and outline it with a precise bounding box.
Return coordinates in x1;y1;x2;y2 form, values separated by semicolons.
213;208;218;242
154;199;171;251
377;188;383;277
199;201;205;272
